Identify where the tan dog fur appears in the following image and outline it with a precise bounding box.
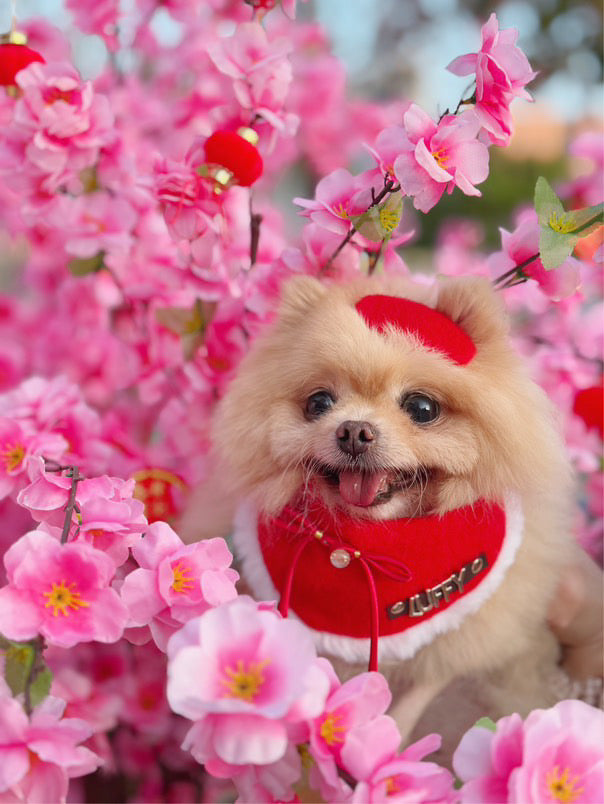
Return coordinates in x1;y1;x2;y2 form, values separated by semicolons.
180;275;577;748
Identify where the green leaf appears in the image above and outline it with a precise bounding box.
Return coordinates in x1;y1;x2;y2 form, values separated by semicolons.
535;178;604;270
535;177;578;271
474;716;497;732
539;226;578;271
565;203;604;236
29;666;53;709
4;643;35;697
534;176;565;225
68;252;105;277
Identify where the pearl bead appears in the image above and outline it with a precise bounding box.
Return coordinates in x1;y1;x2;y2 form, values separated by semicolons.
329;548;351;569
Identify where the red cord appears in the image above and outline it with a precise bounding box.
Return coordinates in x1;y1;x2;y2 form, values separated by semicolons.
358;556;380;672
277;535;311;618
273;507;414;672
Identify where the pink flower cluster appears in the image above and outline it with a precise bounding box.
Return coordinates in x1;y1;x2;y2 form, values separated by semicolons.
453;700;604;803
295;13;535;223
121;520;239;650
447;13;537;146
0;691;101;801
0;61;114;199
167;596;454;802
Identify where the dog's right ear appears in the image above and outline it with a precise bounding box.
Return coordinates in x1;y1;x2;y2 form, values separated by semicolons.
279;276;327;319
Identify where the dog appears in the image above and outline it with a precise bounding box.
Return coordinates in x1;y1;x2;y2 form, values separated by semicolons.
180;274;580;751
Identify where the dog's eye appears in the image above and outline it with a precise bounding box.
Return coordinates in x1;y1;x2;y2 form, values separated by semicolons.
305;391;335;419
401;393;440;424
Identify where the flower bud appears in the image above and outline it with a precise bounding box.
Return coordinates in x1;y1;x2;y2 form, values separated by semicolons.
353;191;403;242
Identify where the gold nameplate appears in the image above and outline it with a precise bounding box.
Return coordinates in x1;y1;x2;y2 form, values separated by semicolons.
387;553;488;619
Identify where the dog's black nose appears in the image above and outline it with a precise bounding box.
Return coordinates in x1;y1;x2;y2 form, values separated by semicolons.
336;420;377;457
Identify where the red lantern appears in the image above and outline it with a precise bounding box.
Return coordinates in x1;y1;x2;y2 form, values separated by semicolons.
203;129;263;187
132;468;187;523
573;383;604;439
0;43;45;87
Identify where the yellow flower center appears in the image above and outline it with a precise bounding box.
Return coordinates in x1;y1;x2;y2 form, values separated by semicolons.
171;561;195;594
546;766;584;803
548;212;576;234
379;204;401;233
332;201;349;219
385;775;401;796
43;580;90;617
221;658;270;702
319;712;346;746
2;443;25;472
431;147;449;170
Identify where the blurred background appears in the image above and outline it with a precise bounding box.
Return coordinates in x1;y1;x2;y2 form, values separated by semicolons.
2;0;602;251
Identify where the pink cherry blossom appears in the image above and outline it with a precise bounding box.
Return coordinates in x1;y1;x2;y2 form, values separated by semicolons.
489;209;581;300
47;191;138;259
208;22;296;132
66;0;120;52
366;124;410;180
17;461;147;565
0;692;101;802
167;596;330;769
349;728;455;803
278;221;363;282
0;417;67;501
447;13;537;146
0;60;114;194
393;106;490;213
308;671;392;799
454;700;604;803
74;475;148;566
226;742;303;803
119;646;174;738
0;528;129;647
120;521;239;650
0;375;111;474
154;136;234;242
294;168;373;235
559;131;604;207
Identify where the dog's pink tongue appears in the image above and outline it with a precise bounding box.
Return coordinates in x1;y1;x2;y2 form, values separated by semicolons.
339;470;388;507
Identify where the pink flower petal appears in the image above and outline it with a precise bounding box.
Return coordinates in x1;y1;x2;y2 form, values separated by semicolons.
0;586;41;641
212;713;288;765
120;568;164;626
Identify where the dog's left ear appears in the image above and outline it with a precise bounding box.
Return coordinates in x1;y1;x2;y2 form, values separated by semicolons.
435;277;509;350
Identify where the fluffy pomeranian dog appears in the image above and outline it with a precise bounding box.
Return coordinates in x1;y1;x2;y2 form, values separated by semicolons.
181;274;577;744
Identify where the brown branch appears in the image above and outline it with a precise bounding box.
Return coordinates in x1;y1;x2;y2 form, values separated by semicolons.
321;178;400;275
492;252;540;289
367;240;385;276
250;193;263;267
61;466;83;545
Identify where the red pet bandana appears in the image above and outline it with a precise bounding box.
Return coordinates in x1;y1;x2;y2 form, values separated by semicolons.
257;500;507;670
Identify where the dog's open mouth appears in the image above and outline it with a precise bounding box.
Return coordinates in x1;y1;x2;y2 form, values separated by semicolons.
316;464;430;507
